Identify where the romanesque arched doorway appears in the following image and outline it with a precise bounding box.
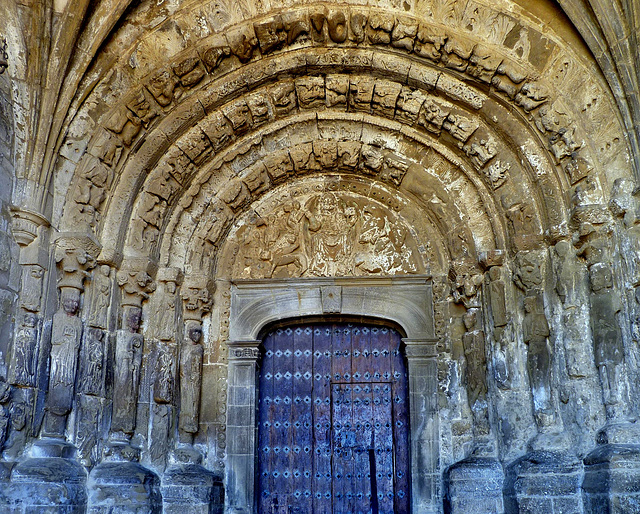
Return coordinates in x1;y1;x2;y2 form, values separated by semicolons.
257;321;410;513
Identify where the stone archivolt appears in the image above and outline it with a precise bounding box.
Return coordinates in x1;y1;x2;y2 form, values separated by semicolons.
2;0;640;512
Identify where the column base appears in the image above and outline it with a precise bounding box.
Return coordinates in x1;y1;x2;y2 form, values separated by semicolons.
7;438;87;512
583;444;640;513
444;456;504;514
504;450;583;514
162;464;224;514
88;460;161;513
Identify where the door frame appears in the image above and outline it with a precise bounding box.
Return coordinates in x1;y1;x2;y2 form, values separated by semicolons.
225;276;438;514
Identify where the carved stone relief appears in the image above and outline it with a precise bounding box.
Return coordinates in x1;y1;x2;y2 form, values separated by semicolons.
86;265;112;330
232;191;421;278
7;313;39;387
462;308;489;435
522;293;554;429
111;262;155;444
42;239;96;437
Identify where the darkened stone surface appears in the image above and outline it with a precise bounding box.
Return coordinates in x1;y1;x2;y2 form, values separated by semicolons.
504;450;583;514
88;461;161;513
444;456;504;513
7;456;87;511
162;464;224;513
583;444;640;513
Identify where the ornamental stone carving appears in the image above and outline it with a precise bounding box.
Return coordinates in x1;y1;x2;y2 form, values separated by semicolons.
523;293;554;429
233;192;420;278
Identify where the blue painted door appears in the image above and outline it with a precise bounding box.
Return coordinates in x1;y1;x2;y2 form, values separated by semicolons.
257;323;410;513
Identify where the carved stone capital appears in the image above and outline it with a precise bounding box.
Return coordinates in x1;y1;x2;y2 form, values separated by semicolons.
117;259;157;309
228;340;261;362
9;207;49;248
513;250;544;292
54;235;100;293
450;258;483;308
157;267;183;287
181;273;215;321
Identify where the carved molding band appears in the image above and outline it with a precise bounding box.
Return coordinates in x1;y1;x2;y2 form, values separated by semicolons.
228;341;261;362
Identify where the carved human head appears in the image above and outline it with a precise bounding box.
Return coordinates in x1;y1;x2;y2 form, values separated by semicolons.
463;309;478;330
589;262;613;292
23;312;37;328
100;264;111;277
61;288;80;315
124;306;142;332
186;321;203;343
554;240;572;258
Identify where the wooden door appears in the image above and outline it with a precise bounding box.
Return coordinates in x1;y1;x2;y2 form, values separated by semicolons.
257;323;410;513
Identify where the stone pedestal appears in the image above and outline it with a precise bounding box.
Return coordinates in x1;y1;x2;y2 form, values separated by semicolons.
0;460;12;508
583;445;640;513
444;456;504;513
7;438;87;512
504;450;583;514
162;464;224;514
88;460;161;513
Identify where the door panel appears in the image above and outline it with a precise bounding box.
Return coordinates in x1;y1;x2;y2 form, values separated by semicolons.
257;323;410;513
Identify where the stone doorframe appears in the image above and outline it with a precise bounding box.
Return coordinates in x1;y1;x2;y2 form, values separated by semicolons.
225;276;439;514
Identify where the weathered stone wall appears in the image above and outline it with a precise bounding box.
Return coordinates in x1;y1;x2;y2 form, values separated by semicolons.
0;46;18;387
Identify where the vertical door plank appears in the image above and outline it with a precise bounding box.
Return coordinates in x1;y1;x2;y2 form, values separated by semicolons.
391;328;411;513
312;325;332;513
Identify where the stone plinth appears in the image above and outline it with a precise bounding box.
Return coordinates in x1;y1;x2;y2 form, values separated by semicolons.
504;450;583;514
9;458;87;512
583;444;640;513
88;461;161;513
162;464;224;514
4;439;86;512
444;457;504;513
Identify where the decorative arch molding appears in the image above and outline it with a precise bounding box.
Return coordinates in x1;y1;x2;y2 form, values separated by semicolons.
54;4;629;266
225;276;438;513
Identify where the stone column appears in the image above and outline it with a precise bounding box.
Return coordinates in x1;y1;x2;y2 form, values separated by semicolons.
88;260;161;514
4;208;49;459
225;340;260;514
162;274;223;514
9;236;97;513
505;250;583;513
108;261;156;452
176;274;214;450
75;264;113;467
578;222;640;512
404;338;439;514
146;267;182;472
42;237;96;439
